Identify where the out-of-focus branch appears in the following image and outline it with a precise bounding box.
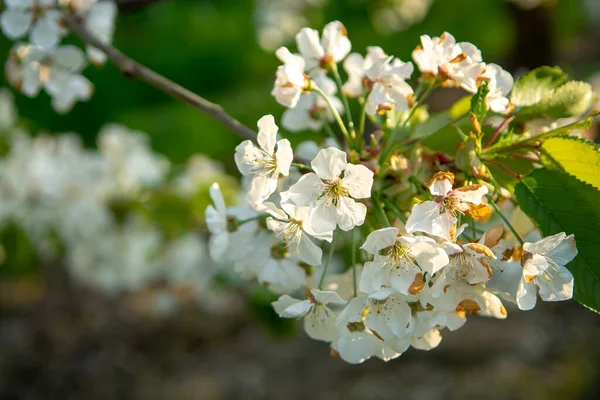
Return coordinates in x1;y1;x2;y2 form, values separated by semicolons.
62;11;258;142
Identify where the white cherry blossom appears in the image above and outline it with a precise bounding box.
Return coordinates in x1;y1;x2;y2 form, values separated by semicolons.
412;32;483;85
272;47;308;108
342;46;387;97
1;0;66;49
431;241;496;297
359;227;449;295
259;201;332;266
364;55;414;115
281;74;343;132
363;289;413;354
517;232;577;310
234;115;293;206
405;172;489;241
6;43;92;113
457;63;514;114
272;289;346;342
332;295;401;364
296;20;351;71
283;147;374;233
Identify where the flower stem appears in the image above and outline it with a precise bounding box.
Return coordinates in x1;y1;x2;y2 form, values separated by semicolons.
351;228;358;297
372;194;391;227
312;85;352;148
291;162;313;172
237;214;265;226
486;194;524;245
318;230;337;289
330;63;356;139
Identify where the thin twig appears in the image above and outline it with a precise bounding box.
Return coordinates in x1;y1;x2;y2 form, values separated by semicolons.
62;11;258;142
483;115;514;149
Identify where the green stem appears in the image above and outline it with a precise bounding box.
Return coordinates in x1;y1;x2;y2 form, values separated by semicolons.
291;162;313;172
312;85;352;147
358;94;369;139
330;63;356;139
372;194;391;227
237;214;265;226
382;197;407;223
318;230;337;289
486;194;524;245
351;228;358;297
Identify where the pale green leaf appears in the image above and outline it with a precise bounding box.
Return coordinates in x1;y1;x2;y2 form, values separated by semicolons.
542;136;600;190
510;66;567;107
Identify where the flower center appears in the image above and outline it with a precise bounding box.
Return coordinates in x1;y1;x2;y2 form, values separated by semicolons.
280;218;303;246
251;150;278;177
385;242;414;270
321;178;349;206
437;193;459;216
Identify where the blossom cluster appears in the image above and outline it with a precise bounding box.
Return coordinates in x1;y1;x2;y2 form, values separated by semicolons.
1;0;117;113
0;88;232;314
207;22;580;363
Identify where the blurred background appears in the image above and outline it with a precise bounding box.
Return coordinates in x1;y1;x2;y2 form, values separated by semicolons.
1;0;600;399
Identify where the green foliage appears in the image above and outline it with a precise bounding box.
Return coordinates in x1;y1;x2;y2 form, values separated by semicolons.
515;168;600;313
522;81;596;119
470;80;489;125
510;66;567;107
0;223;39;277
542;136;600;190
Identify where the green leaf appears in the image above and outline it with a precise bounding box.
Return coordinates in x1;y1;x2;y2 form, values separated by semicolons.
542;136;600;190
485;117;593;155
510;66;567;107
519;81;596;120
515;168;600;312
470;80;489;124
411;96;471;141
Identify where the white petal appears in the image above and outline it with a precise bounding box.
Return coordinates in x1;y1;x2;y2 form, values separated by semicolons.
336;197;367;231
247;174;277;205
409;241;449;276
411;329;442;351
296;234;323;266
234;140;258;176
516;278;538;310
321;21;351;62
523;254;548;278
545;234;578;266
272;295;305;316
296;27;324;61
310;199;338;233
428;177;453;196
0;9;32;39
341;163;373;199
30;13;64;49
311;289;346;305
361;227;399;254
537;266;574;302
454;184;488;204
304;307;339;342
53;45;87;72
285;172;323;206
209;183;226;213
310;147;347;181
275;139;293;177
274;296;313;318
257;114;278;154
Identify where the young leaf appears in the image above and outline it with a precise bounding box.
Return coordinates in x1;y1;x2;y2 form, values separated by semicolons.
510;66;567;107
518;81;596;120
471;80;489;125
515;168;600;313
542;136;600;190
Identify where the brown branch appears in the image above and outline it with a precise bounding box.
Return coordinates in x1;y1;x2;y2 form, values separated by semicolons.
62;11;258;142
